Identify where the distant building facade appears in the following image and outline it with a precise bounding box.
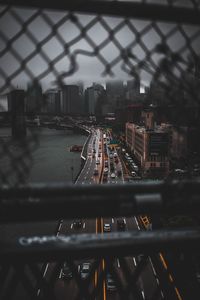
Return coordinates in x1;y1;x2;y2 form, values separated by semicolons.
170;126;188;160
26;81;43;113
126;78;140;101
85;86;96;115
106;80;124;111
43;89;61;114
61;85;81;115
126;110;170;178
8;89;26;137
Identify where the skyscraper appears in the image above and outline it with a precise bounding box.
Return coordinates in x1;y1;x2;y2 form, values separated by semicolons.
26;80;43;114
44;89;60;115
61;85;81;115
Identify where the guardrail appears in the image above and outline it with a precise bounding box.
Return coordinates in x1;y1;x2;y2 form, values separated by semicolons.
1;181;200;300
1;180;200;221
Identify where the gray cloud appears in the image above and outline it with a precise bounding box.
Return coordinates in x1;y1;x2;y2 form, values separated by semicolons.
0;4;200;93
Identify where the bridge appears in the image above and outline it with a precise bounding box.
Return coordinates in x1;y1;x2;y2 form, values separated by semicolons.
1;0;200;299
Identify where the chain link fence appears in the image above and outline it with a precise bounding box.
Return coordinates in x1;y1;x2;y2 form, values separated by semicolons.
1;1;200;299
0;0;200;184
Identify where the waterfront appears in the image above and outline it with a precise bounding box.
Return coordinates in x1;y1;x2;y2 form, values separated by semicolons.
0;127;87;184
0;127;87;242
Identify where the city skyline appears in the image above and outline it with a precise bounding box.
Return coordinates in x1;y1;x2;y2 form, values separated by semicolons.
1;5;200;94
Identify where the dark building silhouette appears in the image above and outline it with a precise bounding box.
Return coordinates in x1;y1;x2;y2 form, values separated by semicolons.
8;89;26;138
44;89;61;115
61;85;81;115
26;81;43;114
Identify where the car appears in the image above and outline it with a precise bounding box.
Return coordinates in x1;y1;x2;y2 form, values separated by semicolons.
92;154;95;158
132;165;139;171
96;159;100;165
111;173;115;178
73;219;83;229
106;274;117;291
104;167;109;173
117;170;122;176
103;223;111;232
117;219;126;231
131;171;137;177
98;153;101;157
114;152;117;158
114;157;119;163
62;262;73;280
93;169;99;176
79;262;91;279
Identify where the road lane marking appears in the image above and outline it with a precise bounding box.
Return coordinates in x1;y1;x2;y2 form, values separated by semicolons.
83;222;86;229
37;263;50;296
123;218;126;224
134;217;140;230
149;258;157;276
101;218;107;300
57;222;62;232
117;259;120;268
95;218;98;288
133;257;137;266
143;216;183;300
71;223;73;229
141;290;145;299
112;218;114;223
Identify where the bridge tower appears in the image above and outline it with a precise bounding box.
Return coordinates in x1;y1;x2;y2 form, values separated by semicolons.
8;89;26;138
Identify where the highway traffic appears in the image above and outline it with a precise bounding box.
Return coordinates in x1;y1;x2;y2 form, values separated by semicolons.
47;127;170;300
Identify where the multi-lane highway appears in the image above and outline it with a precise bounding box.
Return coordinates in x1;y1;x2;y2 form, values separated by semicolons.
49;127;171;300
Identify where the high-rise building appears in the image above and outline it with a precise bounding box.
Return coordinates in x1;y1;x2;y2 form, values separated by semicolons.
142;110;154;129
44;89;60;115
26;81;43;114
106;80;124;97
8;89;26;138
0;93;8;112
126;78;140;101
61;85;81;115
106;80;124;110
84;87;96;115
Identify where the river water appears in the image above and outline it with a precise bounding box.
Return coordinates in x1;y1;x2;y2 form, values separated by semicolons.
0;127;88;242
0;127;87;185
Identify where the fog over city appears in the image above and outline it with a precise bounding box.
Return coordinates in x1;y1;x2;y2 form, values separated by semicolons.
0;3;200;93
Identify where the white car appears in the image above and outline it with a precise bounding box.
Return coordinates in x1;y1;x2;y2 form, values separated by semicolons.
111;173;116;178
131;171;137;177
79;262;91;279
104;223;111;232
104;167;109;173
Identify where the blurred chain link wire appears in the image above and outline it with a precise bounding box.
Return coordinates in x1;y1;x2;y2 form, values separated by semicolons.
0;0;200;185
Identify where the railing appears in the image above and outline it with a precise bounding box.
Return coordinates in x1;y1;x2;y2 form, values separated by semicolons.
1;1;200;299
1;181;200;299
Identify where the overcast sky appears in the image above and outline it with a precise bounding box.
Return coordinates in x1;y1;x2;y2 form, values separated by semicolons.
0;3;200;93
